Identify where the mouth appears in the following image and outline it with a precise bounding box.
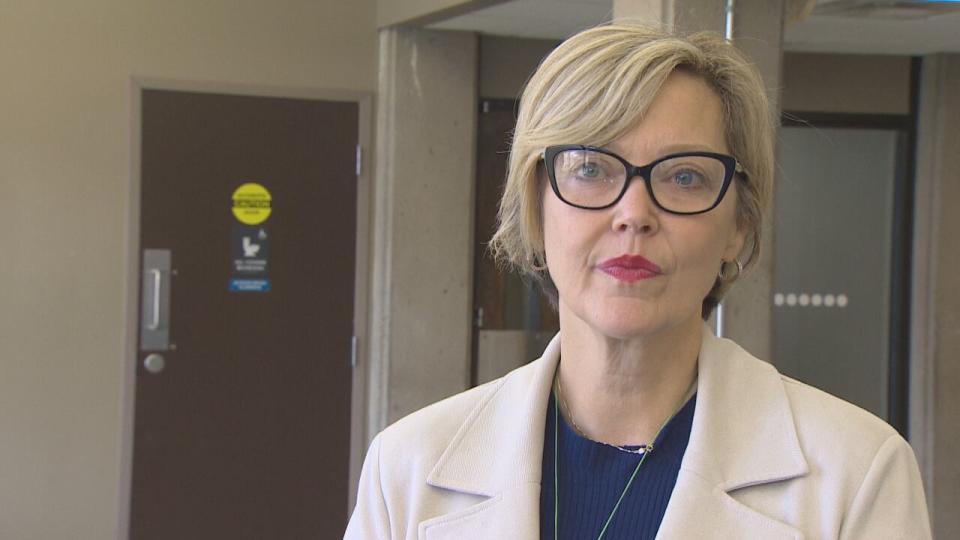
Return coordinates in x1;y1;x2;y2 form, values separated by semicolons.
597;254;663;283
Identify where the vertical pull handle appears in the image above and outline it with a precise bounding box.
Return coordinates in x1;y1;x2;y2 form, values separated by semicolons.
141;249;172;351
147;269;162;330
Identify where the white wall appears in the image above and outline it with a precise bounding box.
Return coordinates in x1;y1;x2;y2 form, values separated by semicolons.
0;1;376;538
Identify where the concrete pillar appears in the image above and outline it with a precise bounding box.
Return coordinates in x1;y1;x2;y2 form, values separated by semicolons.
612;0;785;360
718;0;785;362
613;0;726;34
369;28;478;433
912;53;960;540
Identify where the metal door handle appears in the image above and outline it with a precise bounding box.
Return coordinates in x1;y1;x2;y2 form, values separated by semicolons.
147;269;162;330
141;249;171;351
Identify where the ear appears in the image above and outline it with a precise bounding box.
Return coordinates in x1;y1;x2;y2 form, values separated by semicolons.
722;223;747;262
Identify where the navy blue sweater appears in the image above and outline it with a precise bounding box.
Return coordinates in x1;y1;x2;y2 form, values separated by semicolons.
539;392;696;540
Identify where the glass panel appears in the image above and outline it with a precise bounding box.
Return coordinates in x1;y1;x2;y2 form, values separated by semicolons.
773;126;899;421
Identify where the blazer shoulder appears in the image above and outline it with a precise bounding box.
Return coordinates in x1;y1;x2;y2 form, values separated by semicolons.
779;373;904;472
375;360;537;475
383;377;501;446
778;374;929;537
781;374;898;439
719;336;907;479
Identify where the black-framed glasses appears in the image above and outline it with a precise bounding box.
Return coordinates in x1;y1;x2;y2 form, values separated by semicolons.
542;145;747;215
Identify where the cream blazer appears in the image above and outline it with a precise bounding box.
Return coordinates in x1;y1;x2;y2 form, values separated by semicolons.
344;326;931;539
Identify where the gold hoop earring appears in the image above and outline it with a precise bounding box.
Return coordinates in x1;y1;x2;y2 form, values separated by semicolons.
719;259;743;281
529;253;548;273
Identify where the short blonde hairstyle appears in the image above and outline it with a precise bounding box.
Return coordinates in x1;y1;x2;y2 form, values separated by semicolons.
488;23;776;318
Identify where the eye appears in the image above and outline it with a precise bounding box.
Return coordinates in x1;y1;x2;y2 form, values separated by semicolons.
553;149;621;186
577;161;603;179
672;169;704;187
656;163;711;190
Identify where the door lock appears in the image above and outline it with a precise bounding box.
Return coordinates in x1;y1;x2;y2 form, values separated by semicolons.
143;353;166;374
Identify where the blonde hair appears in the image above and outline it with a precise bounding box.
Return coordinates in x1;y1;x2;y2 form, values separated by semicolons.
488;23;776;317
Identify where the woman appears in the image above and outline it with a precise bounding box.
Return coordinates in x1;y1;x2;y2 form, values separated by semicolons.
345;24;930;539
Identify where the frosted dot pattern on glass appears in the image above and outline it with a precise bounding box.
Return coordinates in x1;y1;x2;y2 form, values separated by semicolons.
774;292;850;308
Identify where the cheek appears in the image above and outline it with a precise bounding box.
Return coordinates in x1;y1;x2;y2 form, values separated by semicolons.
671;230;719;275
668;213;738;283
541;195;600;282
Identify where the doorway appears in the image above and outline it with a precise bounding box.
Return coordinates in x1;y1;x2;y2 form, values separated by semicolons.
774;111;915;435
472;99;559;385
127;87;365;539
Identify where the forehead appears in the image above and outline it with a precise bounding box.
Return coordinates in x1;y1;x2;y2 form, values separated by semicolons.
607;71;728;159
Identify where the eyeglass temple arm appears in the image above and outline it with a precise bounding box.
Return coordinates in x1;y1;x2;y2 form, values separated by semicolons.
734;161;750;183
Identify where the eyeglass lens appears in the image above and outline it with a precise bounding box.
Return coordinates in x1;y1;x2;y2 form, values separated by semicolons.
552;149;729;213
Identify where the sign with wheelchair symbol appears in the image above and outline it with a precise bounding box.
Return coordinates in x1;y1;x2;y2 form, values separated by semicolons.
230;225;270;292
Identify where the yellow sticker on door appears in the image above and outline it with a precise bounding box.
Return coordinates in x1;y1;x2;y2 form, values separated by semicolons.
232;183;272;225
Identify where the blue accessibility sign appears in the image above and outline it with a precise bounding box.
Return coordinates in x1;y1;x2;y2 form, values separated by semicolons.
229;279;271;292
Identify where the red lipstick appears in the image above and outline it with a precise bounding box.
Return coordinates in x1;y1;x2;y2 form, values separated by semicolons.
597;254;662;283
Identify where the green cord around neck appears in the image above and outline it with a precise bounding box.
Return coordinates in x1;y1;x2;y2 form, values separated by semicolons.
552;375;693;540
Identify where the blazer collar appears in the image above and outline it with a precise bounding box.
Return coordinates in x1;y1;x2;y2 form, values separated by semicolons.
656;326;809;539
423;324;809;539
420;334;559;538
427;332;560;496
681;326;809;490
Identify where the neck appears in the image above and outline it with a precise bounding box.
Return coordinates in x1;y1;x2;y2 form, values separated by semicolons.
556;306;701;447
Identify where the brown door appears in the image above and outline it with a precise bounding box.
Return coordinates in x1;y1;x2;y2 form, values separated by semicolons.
472;100;559;384
131;89;358;539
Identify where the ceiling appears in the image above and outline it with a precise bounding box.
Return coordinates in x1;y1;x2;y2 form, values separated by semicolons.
429;0;960;55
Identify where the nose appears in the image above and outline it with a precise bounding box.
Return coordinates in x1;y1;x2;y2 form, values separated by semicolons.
611;177;661;235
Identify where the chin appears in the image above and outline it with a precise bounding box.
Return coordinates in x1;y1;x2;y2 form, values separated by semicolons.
584;301;674;341
579;293;706;341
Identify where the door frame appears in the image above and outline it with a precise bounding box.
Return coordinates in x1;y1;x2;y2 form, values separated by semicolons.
118;78;374;538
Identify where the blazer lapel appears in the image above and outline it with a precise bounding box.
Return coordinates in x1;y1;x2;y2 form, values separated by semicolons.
657;326;809;539
419;334;562;540
656;472;804;539
416;485;541;540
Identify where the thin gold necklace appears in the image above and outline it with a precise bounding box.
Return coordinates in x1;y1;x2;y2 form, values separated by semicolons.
555;373;649;455
552;369;695;539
